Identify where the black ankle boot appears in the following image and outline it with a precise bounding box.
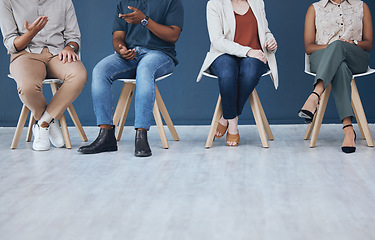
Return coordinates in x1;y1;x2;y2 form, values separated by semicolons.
134;129;152;157
78;127;117;154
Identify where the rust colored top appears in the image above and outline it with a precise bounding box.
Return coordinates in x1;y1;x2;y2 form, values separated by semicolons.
234;7;262;50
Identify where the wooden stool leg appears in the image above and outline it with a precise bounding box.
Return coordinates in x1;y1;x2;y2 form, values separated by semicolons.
310;84;331;148
205;95;223;148
50;83;72;149
351;79;365;140
113;83;133;128
253;89;274;141
351;79;374;147
116;84;135;141
66;104;88;142
26;114;35;142
11;105;30;149
353;105;365;140
304;121;314;140
59;115;72;149
155;85;179;141
153;100;169;149
305;108;319;140
249;91;269;148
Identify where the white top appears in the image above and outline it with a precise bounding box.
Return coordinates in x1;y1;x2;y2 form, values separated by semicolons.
196;0;279;89
0;0;81;55
313;0;363;45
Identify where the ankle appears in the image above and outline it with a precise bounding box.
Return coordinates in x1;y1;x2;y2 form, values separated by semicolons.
219;117;228;126
100;124;113;130
227;117;239;134
343;127;354;135
39;111;53;126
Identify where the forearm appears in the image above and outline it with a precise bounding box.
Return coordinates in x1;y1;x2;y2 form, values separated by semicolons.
357;40;372;52
305;43;328;55
146;19;180;43
13;31;36;52
113;37;127;53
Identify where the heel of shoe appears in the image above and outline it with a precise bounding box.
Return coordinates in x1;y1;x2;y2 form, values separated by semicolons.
342;124;356;154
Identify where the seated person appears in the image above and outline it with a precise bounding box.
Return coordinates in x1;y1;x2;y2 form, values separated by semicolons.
298;0;373;154
78;0;183;157
0;0;87;151
197;0;278;147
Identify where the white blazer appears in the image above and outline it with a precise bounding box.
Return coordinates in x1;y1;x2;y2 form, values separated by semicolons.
196;0;279;89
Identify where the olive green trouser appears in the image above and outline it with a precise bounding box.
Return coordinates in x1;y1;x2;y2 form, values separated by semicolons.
310;40;369;121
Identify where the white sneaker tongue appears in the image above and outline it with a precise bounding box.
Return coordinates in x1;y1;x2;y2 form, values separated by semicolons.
40;123;50;128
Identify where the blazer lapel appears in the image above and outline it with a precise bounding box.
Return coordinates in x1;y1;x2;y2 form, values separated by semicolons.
223;0;236;40
247;0;260;25
247;0;266;47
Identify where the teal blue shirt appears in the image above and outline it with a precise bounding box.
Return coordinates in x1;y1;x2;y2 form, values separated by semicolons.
112;0;184;65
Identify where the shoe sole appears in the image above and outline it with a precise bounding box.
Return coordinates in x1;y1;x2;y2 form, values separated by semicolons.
78;146;118;154
32;146;50;151
134;152;152;157
298;111;313;124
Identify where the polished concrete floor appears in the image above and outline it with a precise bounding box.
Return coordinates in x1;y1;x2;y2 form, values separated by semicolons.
0;124;375;240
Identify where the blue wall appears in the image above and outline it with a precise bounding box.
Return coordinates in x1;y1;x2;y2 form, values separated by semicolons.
1;0;375;127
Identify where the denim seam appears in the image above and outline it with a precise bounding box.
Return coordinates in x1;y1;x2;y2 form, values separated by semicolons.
151;57;174;78
109;67;136;81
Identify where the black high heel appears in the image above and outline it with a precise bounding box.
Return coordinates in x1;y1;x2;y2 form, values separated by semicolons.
298;92;320;124
341;124;356;154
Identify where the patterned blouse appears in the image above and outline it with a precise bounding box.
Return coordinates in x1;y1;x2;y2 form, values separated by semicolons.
313;0;363;45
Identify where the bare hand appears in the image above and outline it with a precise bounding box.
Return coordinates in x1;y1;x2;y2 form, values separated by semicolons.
59;47;79;64
265;38;277;52
119;44;136;60
247;49;267;64
338;38;355;45
119;6;146;24
25;16;49;35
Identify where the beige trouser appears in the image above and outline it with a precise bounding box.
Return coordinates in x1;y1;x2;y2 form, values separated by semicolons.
10;48;87;120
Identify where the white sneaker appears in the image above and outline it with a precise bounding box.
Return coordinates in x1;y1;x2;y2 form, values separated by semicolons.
49;119;65;148
32;123;50;151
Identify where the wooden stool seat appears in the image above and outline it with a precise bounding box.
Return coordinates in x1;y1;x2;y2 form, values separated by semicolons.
204;71;274;148
9;75;88;149
112;73;179;149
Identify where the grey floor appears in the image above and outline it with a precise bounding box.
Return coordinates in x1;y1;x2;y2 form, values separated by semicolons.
0;124;375;240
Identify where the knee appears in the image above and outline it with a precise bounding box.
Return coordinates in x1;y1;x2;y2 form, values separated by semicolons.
327;40;345;52
92;59;113;84
92;61;106;78
136;67;155;81
239;70;261;87
17;81;43;96
240;69;261;83
135;69;156;90
68;65;87;91
217;71;237;86
76;67;87;86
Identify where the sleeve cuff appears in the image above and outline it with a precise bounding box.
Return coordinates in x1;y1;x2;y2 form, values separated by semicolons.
241;47;251;58
6;36;18;54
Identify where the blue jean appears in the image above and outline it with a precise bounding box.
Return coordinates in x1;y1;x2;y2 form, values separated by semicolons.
210;54;267;119
92;47;175;129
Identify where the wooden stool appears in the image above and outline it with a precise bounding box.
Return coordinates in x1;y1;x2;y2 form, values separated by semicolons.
10;77;88;149
112;73;179;149
204;71;274;148
303;54;375;148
